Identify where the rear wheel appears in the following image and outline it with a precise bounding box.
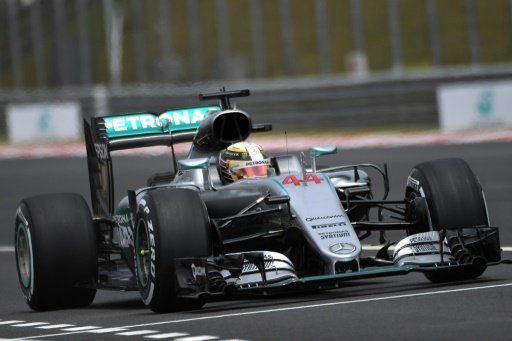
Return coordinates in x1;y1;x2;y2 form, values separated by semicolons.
405;158;500;282
134;188;212;313
15;194;97;311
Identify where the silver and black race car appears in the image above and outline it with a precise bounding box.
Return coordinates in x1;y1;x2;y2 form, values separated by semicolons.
15;88;504;312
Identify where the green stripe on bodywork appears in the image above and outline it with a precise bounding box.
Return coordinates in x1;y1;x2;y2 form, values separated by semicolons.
103;106;220;139
300;265;415;283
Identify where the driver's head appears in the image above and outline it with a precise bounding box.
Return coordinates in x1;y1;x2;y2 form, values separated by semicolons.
219;141;270;183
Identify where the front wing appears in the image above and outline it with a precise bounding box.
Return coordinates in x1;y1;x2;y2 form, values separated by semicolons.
173;255;509;299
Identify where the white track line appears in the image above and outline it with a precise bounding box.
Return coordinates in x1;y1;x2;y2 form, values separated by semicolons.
142;332;189;339
174;336;218;341
0;321;24;325
115;330;160;336
14;282;512;340
60;326;100;332
12;322;49;328
36;324;75;329
86;327;129;334
110;283;512;330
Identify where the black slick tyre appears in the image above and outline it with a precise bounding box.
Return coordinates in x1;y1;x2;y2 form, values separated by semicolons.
134;188;212;313
406;158;488;233
405;158;496;282
15;193;97;311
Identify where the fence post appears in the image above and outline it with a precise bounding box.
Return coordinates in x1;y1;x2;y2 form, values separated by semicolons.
466;0;480;66
0;1;3;88
509;0;512;45
388;0;403;73
53;0;69;85
280;0;295;75
158;0;173;59
216;0;230;63
93;85;109;118
426;0;441;67
29;1;47;87
103;0;124;86
315;0;331;75
351;0;365;52
348;0;368;77
6;0;23;88
250;0;266;77
131;0;147;82
187;0;202;80
77;0;93;85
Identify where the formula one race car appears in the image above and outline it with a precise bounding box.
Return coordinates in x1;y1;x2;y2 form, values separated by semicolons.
15;89;504;312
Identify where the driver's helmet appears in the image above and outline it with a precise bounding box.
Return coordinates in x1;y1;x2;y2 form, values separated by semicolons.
219;141;270;183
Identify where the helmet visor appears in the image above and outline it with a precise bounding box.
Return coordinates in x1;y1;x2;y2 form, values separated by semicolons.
230;158;270;180
233;164;269;179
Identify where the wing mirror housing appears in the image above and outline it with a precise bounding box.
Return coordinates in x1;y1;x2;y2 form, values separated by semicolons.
309;145;337;172
177;158;209;170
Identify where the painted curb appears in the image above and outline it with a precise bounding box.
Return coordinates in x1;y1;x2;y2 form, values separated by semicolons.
1;130;512;160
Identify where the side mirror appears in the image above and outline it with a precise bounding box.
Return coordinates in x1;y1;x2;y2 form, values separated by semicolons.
309;145;337;172
177;157;212;190
310;145;337;157
177;157;209;170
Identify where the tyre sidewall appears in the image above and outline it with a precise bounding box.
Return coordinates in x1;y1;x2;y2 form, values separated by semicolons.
14;194;97;310
134;195;162;307
406;158;488;231
15;203;37;307
134;188;211;312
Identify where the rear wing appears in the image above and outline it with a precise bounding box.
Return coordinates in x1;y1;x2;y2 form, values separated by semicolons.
97;106;221;151
84;89;272;220
84;106;219;219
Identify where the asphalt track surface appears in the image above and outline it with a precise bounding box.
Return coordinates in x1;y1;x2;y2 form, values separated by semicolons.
1;141;512;340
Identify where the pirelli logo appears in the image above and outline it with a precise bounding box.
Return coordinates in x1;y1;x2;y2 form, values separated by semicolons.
311;221;346;229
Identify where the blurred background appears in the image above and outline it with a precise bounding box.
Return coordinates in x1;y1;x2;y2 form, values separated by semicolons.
2;0;512;144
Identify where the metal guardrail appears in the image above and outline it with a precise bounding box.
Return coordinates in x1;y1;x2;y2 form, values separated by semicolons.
1;66;512;137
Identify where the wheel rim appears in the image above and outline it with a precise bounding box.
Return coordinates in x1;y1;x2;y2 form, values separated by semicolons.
416;190;434;231
135;220;150;287
16;223;32;288
407;190;433;235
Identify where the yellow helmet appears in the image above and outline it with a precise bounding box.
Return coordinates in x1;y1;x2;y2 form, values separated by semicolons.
219;142;270;183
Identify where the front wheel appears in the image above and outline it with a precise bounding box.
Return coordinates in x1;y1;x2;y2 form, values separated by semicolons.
405;158;500;282
134;188;212;313
15;193;97;311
